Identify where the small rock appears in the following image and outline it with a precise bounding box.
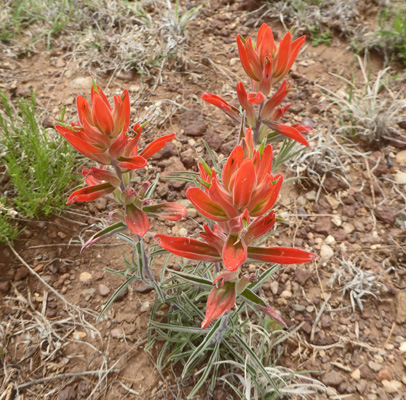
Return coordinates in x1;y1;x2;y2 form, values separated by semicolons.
320;244;334;260
295;268;311;285
325;235;335;245
180;148;195;168
360;366;374;380
81;288;96;300
315;216;332;236
111;328;123;338
297;196;307;206
270;281;279;295
343;223;355;234
140;301;150;313
331;214;342;227
292;304;305;312
58;386;76;400
351;369;361;380
322;370;345;387
368;361;382;372
79;272;92;283
95;197;107;211
334;229;347;242
400;342;406;352
394;171;406;184
0;281;10;292
305;190;317;201
376;388;388;400
70;76;93;89
16;85;31;97
98;284;110;297
205;131;223;151
178;227;188;236
396;150;406;164
163;156;186;189
376;369;392;382
381;379;403;394
356;379;367;394
396;291;406;324
326;196;340;210
14;266;29;281
374;206;396;225
281;290;292;299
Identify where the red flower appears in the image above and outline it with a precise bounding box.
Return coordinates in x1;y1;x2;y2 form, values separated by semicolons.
56;85;176;169
187;128;283;223
156;218;316;272
202;281;236;329
237;24;305;94
202;83;312;146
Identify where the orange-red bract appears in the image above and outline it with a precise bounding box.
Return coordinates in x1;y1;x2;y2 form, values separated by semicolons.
237;24;306;94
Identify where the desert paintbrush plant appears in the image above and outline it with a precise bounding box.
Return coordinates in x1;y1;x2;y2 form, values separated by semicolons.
58;23;320;398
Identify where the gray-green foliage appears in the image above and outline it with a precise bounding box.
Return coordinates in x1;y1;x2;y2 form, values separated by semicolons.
0;91;77;240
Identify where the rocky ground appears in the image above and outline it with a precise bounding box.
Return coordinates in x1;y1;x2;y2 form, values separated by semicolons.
1;0;406;399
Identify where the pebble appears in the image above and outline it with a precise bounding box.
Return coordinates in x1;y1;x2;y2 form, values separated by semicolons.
322;370;345;387
320;244;334;260
270;281;279;295
396;150;406;164
14;266;29;281
400;342;406;352
306;305;314;313
111;328;123;338
381;379;403;394
187;208;198;218
368;361;382;372
351;369;361;380
305;190;317;201
297;196;307;206
70;76;93;89
81;288;96;300
376;369;392;382
325;235;335;245
140;301;150;313
331;215;342;227
292;304;305;312
394;171;406;184
343;223;355;234
98;284;110;297
178;227;188;236
280;290;292;299
79;272;92;283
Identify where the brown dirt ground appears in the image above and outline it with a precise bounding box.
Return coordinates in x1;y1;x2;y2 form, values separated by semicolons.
1;0;406;399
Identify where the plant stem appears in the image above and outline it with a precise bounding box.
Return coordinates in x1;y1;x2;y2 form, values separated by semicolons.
136;234;156;284
253;102;264;144
112;159;126;192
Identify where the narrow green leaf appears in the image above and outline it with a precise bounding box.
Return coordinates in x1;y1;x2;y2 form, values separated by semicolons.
187;339;220;399
168;269;213;289
182;317;221;379
234;335;280;394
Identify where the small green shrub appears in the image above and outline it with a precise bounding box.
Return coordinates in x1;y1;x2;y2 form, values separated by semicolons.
0;91;78;223
309;25;332;46
377;10;406;65
0;198;19;244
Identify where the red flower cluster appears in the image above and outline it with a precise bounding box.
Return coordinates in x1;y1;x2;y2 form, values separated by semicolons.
56;85;186;237
202;24;312;146
156;128;315;272
157;24;316;329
